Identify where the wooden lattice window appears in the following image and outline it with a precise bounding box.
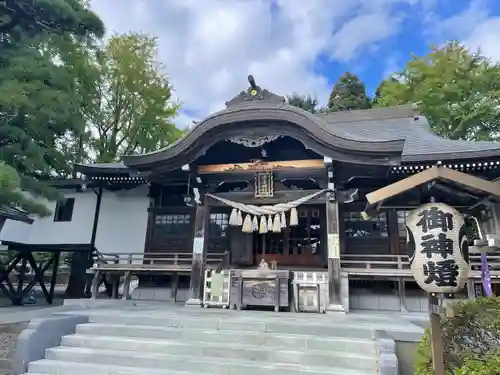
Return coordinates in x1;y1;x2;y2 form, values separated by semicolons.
207;211;230;253
154;214;191;235
254;172;274;197
288;208;322;255
397;210;410;238
344;211;388;238
150;212;194;253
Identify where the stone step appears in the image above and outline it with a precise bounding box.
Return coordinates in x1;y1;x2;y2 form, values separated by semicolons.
43;346;376;375
61;334;376;370
88;313;375;339
75;323;375;353
27;360;374;375
27;360;206;375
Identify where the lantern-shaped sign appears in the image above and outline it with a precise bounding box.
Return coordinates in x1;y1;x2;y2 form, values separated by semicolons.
406;203;470;294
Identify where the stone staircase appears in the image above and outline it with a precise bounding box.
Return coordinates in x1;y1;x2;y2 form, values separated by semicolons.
22;308;380;375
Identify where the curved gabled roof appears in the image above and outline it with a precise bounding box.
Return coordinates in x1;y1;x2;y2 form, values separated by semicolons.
77;77;500;175
122;102;405;171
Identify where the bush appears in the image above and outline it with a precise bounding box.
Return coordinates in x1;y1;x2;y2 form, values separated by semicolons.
415;297;500;375
455;350;500;375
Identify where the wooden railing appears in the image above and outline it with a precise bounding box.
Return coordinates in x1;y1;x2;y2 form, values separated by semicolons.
91;251;228;272
341;254;410;271
340;252;500;277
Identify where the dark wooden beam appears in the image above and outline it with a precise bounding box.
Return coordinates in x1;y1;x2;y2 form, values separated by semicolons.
201;168;327;183
198;159;325;174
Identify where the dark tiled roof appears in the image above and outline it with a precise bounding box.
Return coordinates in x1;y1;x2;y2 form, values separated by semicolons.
75;161;130;174
317;106;500;162
77;104;500;173
0;205;33;224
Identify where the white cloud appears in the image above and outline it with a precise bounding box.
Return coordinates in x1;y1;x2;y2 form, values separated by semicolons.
466;17;500;62
329;13;402;62
426;0;500;63
90;0;426;127
432;0;491;40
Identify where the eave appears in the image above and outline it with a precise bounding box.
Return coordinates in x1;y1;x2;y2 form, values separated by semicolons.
363;166;500;217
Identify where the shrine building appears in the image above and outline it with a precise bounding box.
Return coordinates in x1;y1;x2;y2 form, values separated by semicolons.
2;76;500;312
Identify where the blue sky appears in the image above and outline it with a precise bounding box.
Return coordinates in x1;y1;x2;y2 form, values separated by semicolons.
91;0;500;127
320;0;500;96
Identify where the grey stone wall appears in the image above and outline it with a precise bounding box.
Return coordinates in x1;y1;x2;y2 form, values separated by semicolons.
13;314;88;374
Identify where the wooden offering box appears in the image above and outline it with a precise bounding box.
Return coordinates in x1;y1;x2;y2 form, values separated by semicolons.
230;269;290;312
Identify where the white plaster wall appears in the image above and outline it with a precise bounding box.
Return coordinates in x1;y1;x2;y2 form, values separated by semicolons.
0;189;96;245
0;185;149;253
28;190;97;244
94;185;149;256
0;219;32;243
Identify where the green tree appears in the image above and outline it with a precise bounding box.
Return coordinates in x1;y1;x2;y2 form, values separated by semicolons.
375;42;500;141
327;72;372;112
286;93;320;113
0;0;104;216
0;0;103;35
372;77;398;106
74;32;182;163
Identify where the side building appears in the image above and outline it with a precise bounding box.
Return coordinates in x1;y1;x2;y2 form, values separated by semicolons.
0;179;149;258
2;77;500;311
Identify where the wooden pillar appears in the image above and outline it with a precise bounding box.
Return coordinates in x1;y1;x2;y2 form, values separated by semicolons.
185;204;208;306
121;271;132;300
429;294;445;375
326;195;345;313
387;209;400;255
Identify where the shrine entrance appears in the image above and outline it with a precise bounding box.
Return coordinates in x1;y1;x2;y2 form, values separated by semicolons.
253;205;326;268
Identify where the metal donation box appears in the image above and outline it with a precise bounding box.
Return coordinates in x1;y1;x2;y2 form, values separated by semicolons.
230;269;290;312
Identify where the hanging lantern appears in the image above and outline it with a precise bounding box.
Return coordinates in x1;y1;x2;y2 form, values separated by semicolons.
406;203;470;294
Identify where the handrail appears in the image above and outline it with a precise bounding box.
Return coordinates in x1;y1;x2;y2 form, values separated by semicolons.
340;252;500;273
91;251;228;269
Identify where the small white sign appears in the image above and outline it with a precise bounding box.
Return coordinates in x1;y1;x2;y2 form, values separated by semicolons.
327;234;340;258
193;237;204;254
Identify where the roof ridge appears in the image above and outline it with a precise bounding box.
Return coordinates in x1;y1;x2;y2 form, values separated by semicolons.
317;104;418;123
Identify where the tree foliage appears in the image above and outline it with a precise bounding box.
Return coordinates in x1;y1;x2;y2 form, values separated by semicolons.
72;32;182;163
0;0;104;36
327;72;372;112
375;42;500;141
0;0;104;216
286;93;320;113
415;297;500;375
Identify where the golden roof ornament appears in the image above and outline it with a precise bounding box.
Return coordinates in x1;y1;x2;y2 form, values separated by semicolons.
225;75;285;107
